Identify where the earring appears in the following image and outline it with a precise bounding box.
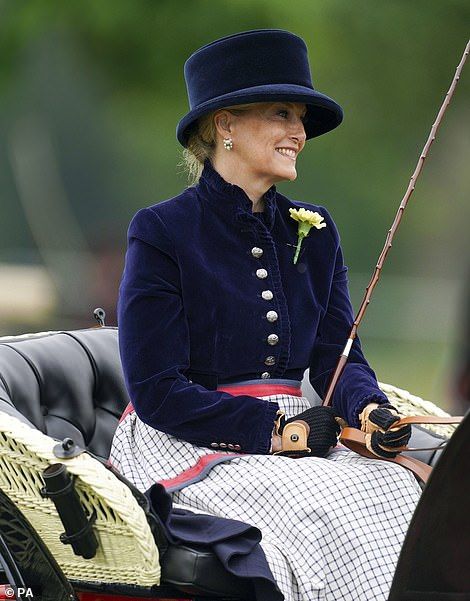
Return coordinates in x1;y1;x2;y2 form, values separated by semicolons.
223;137;233;151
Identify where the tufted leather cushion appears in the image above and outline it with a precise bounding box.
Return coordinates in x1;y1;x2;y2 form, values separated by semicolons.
0;327;128;459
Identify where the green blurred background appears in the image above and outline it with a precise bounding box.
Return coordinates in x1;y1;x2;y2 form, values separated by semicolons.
0;1;468;411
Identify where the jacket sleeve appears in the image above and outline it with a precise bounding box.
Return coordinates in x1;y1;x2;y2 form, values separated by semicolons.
117;206;279;454
308;207;389;427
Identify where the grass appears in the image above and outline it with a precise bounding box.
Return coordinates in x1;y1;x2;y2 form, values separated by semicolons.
361;336;457;412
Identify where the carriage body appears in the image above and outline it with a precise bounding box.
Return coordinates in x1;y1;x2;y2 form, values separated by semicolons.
0;325;459;601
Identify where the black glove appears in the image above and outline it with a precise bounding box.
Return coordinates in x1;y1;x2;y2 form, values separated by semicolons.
361;404;412;458
276;406;341;458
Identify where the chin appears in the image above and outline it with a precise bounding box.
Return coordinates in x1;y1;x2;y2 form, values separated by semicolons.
274;166;298;182
262;159;298;183
285;167;298;181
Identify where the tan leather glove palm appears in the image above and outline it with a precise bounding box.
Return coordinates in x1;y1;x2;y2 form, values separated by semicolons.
359;403;412;458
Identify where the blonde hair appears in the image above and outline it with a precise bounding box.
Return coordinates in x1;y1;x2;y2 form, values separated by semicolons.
179;103;255;186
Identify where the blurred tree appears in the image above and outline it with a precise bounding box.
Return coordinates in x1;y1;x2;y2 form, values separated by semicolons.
0;0;468;274
0;0;468;403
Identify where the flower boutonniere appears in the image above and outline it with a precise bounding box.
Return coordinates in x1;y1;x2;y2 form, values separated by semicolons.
289;208;326;264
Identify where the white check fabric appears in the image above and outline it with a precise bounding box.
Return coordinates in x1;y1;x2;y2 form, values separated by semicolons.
110;394;421;601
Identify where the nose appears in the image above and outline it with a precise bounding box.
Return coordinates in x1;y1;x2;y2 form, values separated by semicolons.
289;115;307;148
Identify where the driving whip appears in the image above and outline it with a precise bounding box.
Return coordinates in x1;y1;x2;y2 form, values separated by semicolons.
322;39;470;408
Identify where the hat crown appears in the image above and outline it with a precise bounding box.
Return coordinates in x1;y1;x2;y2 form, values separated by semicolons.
176;29;343;147
184;29;314;109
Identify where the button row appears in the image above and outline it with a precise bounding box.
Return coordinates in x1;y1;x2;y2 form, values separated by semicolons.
252;246;278;379
210;442;241;451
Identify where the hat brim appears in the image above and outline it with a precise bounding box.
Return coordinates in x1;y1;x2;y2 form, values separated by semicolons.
176;83;343;147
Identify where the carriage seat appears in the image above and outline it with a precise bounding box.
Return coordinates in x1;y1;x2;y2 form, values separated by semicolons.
0;325;262;599
0;324;449;597
0;326;128;460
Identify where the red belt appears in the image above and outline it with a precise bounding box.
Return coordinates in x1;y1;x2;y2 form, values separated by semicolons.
217;382;302;397
119;381;302;424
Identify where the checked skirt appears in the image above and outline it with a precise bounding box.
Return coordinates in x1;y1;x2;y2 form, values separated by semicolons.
110;393;421;601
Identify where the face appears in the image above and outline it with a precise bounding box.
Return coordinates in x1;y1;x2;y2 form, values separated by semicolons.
217;102;307;184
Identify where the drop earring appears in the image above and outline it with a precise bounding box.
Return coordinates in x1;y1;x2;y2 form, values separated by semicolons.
223;137;233;151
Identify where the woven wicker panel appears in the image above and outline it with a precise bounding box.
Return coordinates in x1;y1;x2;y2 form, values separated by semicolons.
378;381;457;438
0;413;160;586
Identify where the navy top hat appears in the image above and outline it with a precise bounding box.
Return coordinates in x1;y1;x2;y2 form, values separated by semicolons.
176;29;343;147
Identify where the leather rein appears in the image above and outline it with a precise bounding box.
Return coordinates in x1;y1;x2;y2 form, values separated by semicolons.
339;416;464;484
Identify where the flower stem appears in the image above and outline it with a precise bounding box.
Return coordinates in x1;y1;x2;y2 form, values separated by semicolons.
293;238;303;264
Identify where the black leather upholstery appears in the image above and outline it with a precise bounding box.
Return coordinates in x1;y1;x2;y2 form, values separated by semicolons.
161;545;255;598
0;327;128;459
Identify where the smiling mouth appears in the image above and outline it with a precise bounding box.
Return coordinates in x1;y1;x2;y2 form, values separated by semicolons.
275;148;297;161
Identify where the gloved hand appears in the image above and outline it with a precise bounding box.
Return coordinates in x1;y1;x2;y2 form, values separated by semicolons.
272;406;341;458
359;403;412;458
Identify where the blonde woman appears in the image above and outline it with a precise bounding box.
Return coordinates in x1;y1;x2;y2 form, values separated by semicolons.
111;30;419;601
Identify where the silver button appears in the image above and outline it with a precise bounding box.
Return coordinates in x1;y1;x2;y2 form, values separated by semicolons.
227;444;235;450
261;371;271;379
251;247;263;258
256;269;268;279
267;334;279;346
265;356;276;366
219;442;227;449
234;444;241;451
266;310;278;322
210;442;219;448
262;290;273;301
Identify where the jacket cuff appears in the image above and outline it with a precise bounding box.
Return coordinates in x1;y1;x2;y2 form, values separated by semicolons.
253;401;280;454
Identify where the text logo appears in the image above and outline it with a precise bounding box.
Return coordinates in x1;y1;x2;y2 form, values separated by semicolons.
0;585;35;599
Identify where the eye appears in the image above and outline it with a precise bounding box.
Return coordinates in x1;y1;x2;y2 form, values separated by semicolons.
277;109;289;118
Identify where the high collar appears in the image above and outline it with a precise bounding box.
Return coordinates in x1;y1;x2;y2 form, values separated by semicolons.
196;158;277;230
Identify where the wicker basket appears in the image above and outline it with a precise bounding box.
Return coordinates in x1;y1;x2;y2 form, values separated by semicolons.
378;381;457;438
0;412;160;586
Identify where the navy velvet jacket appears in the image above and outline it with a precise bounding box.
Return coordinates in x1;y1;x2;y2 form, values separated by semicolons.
118;159;389;454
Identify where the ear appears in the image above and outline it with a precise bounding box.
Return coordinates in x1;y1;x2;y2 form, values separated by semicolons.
213;110;233;139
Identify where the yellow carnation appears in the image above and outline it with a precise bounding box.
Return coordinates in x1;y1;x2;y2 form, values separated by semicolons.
289;207;327;264
289;207;326;229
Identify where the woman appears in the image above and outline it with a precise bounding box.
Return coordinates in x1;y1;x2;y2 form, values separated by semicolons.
111;30;420;601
